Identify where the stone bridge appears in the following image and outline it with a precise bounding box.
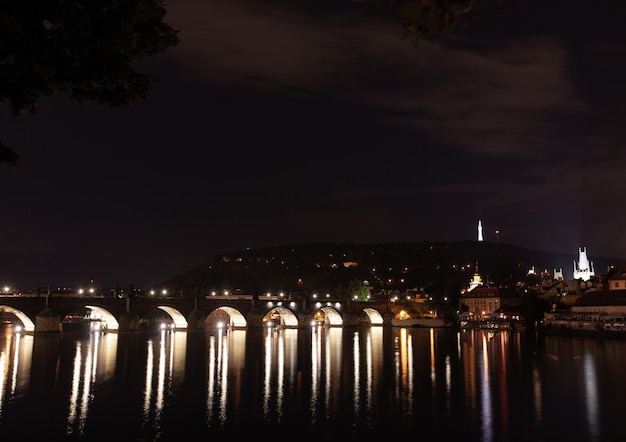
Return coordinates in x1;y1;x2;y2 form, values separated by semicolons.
0;294;403;334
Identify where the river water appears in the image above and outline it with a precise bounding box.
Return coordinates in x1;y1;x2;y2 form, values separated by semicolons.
1;325;625;441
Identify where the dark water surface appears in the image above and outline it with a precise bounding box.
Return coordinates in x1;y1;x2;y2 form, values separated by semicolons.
1;325;625;441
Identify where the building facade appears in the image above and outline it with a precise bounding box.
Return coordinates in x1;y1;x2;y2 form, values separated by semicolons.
459;287;521;319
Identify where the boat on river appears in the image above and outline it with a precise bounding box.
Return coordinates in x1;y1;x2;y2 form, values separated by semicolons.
61;314;107;334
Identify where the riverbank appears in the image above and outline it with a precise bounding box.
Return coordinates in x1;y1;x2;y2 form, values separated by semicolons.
539;324;626;339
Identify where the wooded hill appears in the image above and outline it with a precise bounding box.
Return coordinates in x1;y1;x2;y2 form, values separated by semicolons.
159;241;626;301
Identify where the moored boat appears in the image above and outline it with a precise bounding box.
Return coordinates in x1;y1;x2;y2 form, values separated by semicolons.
61;315;107;334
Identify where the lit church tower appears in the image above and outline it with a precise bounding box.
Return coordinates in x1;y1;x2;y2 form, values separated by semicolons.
573;246;595;281
554;268;564;281
477;220;483;242
467;261;483;292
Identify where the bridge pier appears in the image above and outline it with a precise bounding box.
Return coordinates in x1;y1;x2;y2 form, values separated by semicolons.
246;309;265;328
118;311;140;332
340;311;359;326
35;308;61;333
187;309;206;331
297;311;314;327
383;309;395;326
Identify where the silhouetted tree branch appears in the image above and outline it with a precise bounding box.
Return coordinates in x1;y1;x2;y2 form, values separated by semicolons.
1;0;179;166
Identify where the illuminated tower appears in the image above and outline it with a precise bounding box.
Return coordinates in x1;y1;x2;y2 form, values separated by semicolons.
477;220;483;242
573;247;595;281
553;268;564;281
468;261;483;292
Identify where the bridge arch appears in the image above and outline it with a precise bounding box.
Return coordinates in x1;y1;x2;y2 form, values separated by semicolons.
206;306;247;329
0;296;394;333
156;306;189;330
361;307;384;326
84;305;120;331
313;306;343;326
0;305;35;333
264;306;299;328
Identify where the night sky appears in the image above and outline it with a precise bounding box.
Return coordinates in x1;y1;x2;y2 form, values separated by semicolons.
2;0;626;290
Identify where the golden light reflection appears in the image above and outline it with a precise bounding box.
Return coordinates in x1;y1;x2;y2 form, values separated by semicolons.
276;327;285;421
264;328;274;418
429;328;435;385
480;333;493;442
1;330;33;416
369;326;383;408
324;328;331;416
142;330;185;435
310;324;321;423
218;331;228;424
143;340;154;418
394;328;414;413
352;330;360;417
460;331;476;420
261;328;296;422
207;330;227;426
206;329;246;428
461;329;545;440
324;328;343;420
66;331;117;437
352;327;382;424
583;352;600;442
0;349;5;414
497;332;510;441
309;327;345;423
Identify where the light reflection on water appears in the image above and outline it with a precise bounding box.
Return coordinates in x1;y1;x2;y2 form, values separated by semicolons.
141;329;186;437
2;326;626;440
0;329;33;409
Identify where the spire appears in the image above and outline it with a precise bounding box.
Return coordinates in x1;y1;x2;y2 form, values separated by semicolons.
477;220;483;242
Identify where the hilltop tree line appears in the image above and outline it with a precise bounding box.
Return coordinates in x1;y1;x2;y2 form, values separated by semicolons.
159;240;582;303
